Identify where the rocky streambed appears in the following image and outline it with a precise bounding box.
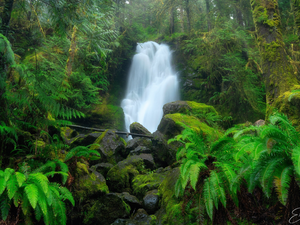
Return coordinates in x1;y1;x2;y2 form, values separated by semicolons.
61;101;222;225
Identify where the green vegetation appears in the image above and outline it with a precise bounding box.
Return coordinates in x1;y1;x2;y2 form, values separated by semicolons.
1;0;300;224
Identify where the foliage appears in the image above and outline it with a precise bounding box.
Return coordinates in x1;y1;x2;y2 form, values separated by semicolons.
64;145;101;163
0;163;74;225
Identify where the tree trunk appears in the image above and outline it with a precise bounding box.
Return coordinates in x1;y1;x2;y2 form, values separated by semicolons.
292;0;300;35
66;26;77;78
1;0;14;36
235;0;244;26
179;7;185;32
170;4;175;35
250;0;300;121
205;0;211;31
184;0;191;33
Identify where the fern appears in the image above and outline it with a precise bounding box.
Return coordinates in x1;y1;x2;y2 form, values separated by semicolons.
0;164;74;224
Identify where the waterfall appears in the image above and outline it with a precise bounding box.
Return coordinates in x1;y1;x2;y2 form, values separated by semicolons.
121;41;180;134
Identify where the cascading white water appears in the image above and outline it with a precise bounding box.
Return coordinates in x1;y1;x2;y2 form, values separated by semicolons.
121;41;180;134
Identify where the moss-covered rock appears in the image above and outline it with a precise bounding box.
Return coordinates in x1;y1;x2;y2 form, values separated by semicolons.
90;129;126;164
60;127;79;145
130;122;151;138
91;162;114;178
163;100;217;117
158;113;221;141
156;167;185;225
132;170;168;199
106;155;152;193
82;193;131;225
74;162;109;201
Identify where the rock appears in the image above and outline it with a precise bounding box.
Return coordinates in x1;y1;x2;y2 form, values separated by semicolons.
110;192;142;211
106;155;153;192
156;167;185;225
132;169;168;199
132;208;149;221
90;130;126;164
163;101;217;117
126;137;152;152
91;163;114;177
60;127;79;145
157;113;220;141
143;190;159;214
130;146;152;156
70;132;102;149
111;214;157;225
151;131;177;167
82;193;131;225
130;122;151;138
254;119;265;127
74;162;109;200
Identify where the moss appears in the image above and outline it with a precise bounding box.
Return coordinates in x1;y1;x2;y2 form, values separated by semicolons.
158;167;185;224
132;172;166;198
186;101;218;115
106;156;146;192
77;161;89;175
165;113;221;141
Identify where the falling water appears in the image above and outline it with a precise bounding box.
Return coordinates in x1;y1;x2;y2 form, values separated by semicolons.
121;41;180;134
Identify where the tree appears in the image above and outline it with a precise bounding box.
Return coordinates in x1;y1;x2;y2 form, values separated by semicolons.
250;0;300;124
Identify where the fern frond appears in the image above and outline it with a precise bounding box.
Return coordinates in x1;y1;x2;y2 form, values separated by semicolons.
273;165;293;205
0;177;7;195
25;183;39;209
59;187;75;206
7;174;18;200
292;146;300;176
203;177;214;220
0;194;10;221
15;172;26;187
28;173;49;195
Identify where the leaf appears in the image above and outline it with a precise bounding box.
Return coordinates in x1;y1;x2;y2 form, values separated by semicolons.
15;172;26;187
25;183;39;209
0;177;7;195
292;146;300;176
203;178;214;220
7;174;18;200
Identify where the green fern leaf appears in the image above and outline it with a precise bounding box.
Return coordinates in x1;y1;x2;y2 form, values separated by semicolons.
25;183;39;209
0;177;7;195
274;165;292;205
15;172;26;187
7;174;18;199
28;173;49;195
175;179;184;197
35;204;43;221
59;187;75;206
4;168;14;182
203;178;214;220
21;194;31;215
292;146;300;176
0;194;10;221
189;163;201;190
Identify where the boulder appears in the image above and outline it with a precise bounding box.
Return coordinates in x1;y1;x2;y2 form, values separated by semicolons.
106;155;154;192
157;113;220;141
155;167;185;225
130;122;151;138
143;190;159;214
254;119;265;127
74;162;109;200
60;127;79;145
90;130;126;164
163;101;217;117
130;146;152;156
132;167;169;199
110;192;142;212
126;137;152;152
82;193;131;225
91;163;114;177
70;132;102;149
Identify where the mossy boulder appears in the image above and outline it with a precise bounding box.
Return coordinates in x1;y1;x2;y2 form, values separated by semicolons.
163;100;217;117
156;167;185;225
90;130;126;164
143;189;159;214
106;155;153;193
60;127;79;145
74;162;109;201
158;113;221;141
69;132;102;149
91;163;114;178
132;168;169;199
82;193;131;225
130;122;151;138
126;137;152;152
